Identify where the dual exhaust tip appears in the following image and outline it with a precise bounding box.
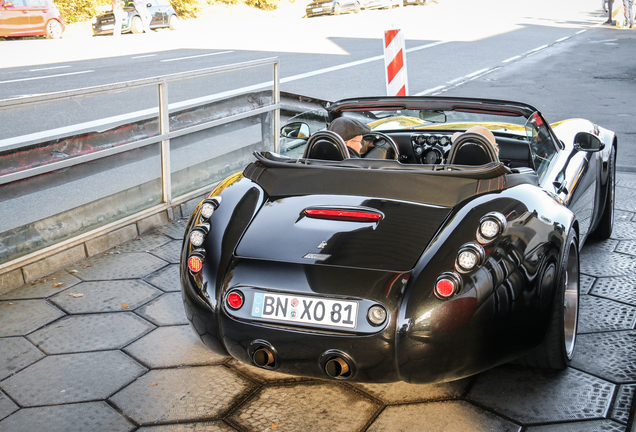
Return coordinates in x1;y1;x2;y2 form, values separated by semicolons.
249;342;354;379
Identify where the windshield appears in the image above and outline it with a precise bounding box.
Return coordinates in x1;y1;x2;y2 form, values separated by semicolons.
341;109;529;138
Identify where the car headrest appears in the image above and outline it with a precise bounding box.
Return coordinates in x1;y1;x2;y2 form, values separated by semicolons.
446;132;499;166
302;130;350;161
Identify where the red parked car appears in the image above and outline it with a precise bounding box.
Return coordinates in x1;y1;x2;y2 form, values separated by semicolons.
0;0;65;39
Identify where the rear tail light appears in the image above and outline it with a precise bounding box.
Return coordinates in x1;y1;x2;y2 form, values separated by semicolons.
200;197;221;221
435;272;462;299
304;208;383;222
187;255;203;272
227;291;244;310
477;212;506;244
455;243;485;273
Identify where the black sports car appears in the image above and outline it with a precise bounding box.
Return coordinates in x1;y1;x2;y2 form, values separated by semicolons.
181;96;616;384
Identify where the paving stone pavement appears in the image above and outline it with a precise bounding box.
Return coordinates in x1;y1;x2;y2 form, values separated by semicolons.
2;176;636;432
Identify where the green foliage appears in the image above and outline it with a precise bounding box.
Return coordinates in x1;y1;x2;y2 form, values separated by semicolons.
56;0;109;23
169;0;200;18
242;0;278;10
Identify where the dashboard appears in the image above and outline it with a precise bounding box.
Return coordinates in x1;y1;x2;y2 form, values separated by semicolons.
411;133;454;164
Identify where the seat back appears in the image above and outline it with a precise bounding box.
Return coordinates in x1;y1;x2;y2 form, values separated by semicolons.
447;132;499;166
302;130;350;161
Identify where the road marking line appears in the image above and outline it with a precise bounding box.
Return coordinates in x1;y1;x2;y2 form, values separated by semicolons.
0;70;94;85
414;85;445;96
555;36;570;43
28;66;71;72
131;54;158;59
502;55;521;63
466;68;489;78
281;41;449;84
160;51;234;62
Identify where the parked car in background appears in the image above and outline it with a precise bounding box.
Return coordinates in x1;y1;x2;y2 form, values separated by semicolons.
92;0;179;35
0;0;64;39
403;0;427;5
306;0;361;17
363;0;401;10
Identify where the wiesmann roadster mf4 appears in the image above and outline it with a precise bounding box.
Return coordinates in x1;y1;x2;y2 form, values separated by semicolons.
181;96;616;383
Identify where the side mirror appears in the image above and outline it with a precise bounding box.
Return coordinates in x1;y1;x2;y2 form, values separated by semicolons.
574;132;604;152
146;2;151;6
281;122;310;140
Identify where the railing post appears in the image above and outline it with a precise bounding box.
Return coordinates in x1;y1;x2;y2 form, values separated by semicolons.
158;82;171;204
273;60;280;153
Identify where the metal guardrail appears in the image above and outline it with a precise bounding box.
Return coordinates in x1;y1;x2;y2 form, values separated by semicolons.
0;58;280;274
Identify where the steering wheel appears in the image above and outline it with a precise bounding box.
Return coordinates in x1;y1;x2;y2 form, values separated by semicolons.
361;132;400;160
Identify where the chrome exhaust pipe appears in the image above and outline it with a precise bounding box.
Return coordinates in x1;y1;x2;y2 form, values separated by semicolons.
325;356;350;378
252;347;276;368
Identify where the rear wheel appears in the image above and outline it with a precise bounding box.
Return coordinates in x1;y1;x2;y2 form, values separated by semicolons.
592;148;615;240
45;19;63;39
130;16;144;34
169;14;179;30
517;233;579;369
333;3;341;15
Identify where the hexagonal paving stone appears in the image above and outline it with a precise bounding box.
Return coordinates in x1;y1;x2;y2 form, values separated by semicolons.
616;186;636;213
616;240;636;256
0;270;81;300
28;313;154;354
230;382;379;432
582;239;618;255
67;252;168;281
0;402;135;432
137;421;237;432
136;292;188;326
144;264;181;292
0;350;146;406
570;330;636;383
156;219;187;240
0;337;45;380
117;234;171;253
149;241;181;264
0;300;65;337
578;295;636;333
0;391;18;422
610;219;636;241
124;325;227;368
579;252;636;277
525;419;626;431
591;276;636;306
366;400;521;432
50;280;162;314
467;366;614;424
353;379;470;405
611;383;635;424
227;359;313;384
580;274;595;295
110;366;253;425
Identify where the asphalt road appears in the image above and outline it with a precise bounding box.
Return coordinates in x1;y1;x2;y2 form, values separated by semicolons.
0;0;615;146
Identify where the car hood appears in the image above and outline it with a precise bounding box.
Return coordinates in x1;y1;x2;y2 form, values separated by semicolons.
235;195;451;272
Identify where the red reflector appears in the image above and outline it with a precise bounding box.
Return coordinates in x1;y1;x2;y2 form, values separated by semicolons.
188;256;203;272
304;208;382;222
227;292;243;309
436;279;455;298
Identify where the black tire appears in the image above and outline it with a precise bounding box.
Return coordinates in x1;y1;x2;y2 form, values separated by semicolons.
130;16;144;34
592;148;615;240
517;232;579;369
169;14;179;30
333;3;341;15
45;19;63;39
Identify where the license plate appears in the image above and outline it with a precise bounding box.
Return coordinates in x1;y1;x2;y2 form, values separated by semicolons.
102;24;114;30
313;7;322;12
252;292;358;329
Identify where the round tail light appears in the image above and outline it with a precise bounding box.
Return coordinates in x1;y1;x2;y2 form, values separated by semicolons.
435;272;462;299
187;255;203;272
227;291;244;310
